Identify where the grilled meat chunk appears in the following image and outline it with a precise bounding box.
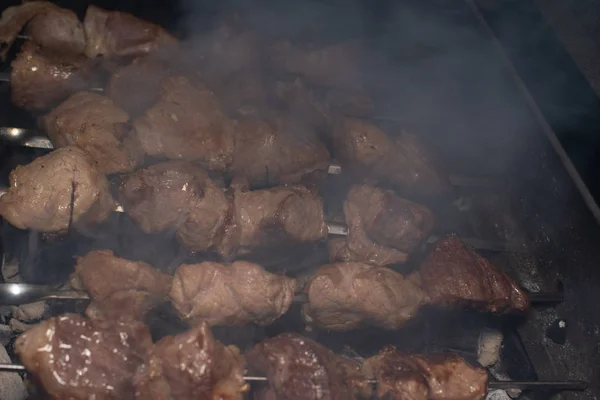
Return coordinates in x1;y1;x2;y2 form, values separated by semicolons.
107;56;170;116
303;262;425;331
71;250;172;321
232;185;328;256
232;116;330;188
330;184;435;266
83;5;177;59
363;347;488;400
134;322;247;400
11;42;95;111
0;147;114;233
332;117;450;198
417;236;529;313
269;40;362;88
134;76;235;172
15;314;152;400
0;1;85;60
41;91;141;174
170;261;296;326
246;333;371;400
119;161;230;254
211;69;269;117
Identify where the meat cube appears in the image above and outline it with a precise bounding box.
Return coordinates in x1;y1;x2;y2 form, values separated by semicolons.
302;262;425;330
119;161;230;254
11;42;96;111
83;5;178;59
170;261;296;326
41;91;142;174
0;147;114;233
232;115;330;188
418;236;529;313
363;347;488;400
332;117;451;198
0;2;85;60
268;40;363;88
15;314;152;400
134;76;235;172
232;185;328;256
107;56;171;117
71;249;172;321
330;184;435;267
211;69;269;117
246;333;371;400
134;322;247;399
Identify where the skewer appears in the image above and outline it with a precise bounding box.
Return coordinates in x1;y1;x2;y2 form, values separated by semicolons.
0;73;103;92
0;363;586;391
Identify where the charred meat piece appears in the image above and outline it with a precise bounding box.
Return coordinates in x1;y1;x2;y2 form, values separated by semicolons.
417;236;529;313
332;117;451;198
134;76;235;172
11;42;96;111
119;161;230;254
363;347;488;400
232;184;328;256
0;146;114;233
0;1;85;60
107;56;171;116
41;91;141;174
330;184;435;266
134;321;247;399
303;262;425;331
247;333;371;400
15;314;152;400
170;261;296;326
269;40;362;88
232;115;330;188
70;249;172;321
83;5;177;59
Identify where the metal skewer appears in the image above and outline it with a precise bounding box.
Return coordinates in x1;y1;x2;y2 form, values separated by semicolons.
0;363;586;392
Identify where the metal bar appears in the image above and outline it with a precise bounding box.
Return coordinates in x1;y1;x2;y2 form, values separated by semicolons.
0;72;9;83
526;291;564;305
488;380;587;391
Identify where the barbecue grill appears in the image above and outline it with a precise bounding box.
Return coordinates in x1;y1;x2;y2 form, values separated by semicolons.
0;0;598;399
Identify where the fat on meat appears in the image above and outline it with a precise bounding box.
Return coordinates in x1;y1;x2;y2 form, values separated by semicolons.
0;1;85;60
330;184;435;266
303;262;425;331
15;314;153;400
71;249;172;321
170;261;296;326
11;42;96;111
246;333;372;400
134;322;247;399
41;91;142;174
133;76;236;172
332;117;451;198
0;147;114;233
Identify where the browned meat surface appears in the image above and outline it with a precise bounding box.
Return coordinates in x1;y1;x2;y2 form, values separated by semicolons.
15;314;152;400
332;117;451;198
107;56;171;116
269;40;362;88
330;184;435;266
70;249;172;321
134;76;235;172
363;347;488;400
119;161;230;254
0;147;114;233
41;91;141;174
232;185;328;255
83;5;177;59
11;42;95;111
303;262;425;331
0;2;85;60
134;322;247;399
211;69;269;117
418;236;529;313
232;115;330;188
246;333;371;400
170;261;296;326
